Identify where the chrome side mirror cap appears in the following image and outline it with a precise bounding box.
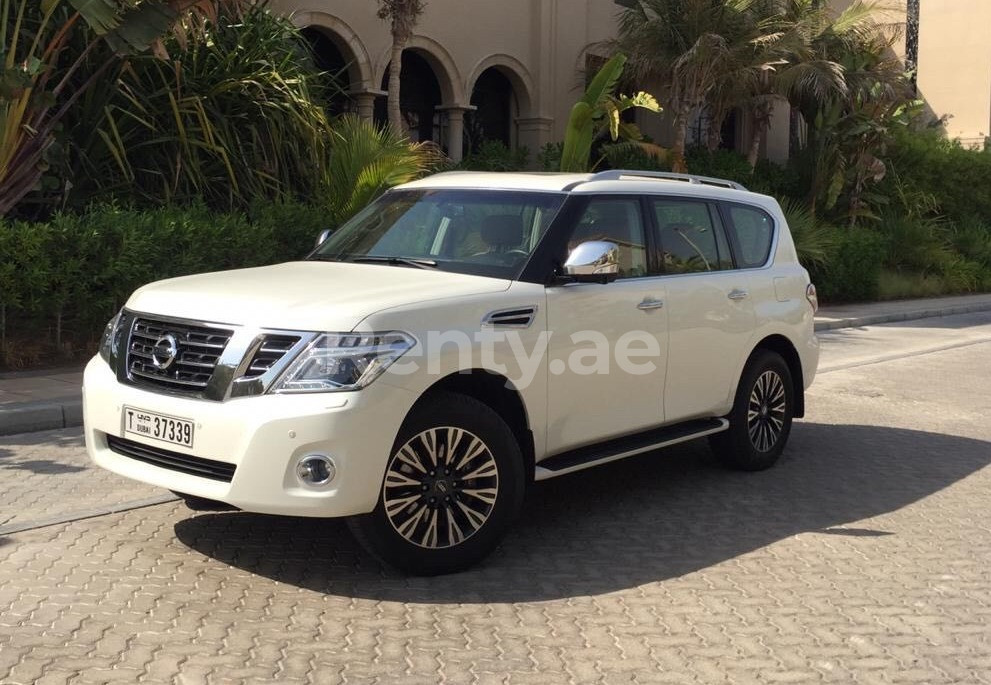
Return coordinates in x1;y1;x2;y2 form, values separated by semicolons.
563;240;620;282
315;229;332;248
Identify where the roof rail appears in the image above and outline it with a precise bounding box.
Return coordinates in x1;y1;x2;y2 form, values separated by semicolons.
585;169;748;191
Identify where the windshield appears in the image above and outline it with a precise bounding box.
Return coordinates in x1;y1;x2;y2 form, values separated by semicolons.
310;189;567;279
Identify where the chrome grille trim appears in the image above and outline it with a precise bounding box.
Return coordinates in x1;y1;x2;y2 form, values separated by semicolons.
117;310;318;401
127;318;234;392
243;335;301;378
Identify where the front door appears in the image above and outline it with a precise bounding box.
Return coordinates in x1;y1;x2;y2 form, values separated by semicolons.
544;196;669;456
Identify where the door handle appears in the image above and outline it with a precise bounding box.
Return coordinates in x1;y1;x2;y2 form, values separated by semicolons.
637;298;665;311
727;289;749;301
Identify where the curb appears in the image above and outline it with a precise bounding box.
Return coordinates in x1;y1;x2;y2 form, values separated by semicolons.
0;399;83;437
813;301;991;332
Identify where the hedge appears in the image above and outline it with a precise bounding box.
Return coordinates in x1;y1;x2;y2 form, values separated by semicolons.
0;203;329;367
883;129;991;224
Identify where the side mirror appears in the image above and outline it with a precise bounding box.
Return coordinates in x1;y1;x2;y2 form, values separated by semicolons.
562;240;620;282
315;229;332;248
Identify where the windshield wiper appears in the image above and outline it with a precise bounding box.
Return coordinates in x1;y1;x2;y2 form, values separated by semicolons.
349;256;438;270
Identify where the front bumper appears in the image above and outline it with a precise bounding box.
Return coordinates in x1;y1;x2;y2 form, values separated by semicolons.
82;357;417;517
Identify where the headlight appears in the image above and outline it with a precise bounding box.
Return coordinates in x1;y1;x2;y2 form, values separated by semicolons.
271;331;416;393
98;310;124;363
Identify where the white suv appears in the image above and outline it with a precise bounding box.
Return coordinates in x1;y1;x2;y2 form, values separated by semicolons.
84;170;819;575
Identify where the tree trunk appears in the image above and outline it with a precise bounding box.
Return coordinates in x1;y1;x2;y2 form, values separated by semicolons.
387;41;405;134
746;120;765;169
706;108;726;152
671;103;691;173
747;104;770;169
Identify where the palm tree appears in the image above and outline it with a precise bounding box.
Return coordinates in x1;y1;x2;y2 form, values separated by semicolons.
612;0;777;172
701;0;786;162
777;0;911;215
377;0;425;134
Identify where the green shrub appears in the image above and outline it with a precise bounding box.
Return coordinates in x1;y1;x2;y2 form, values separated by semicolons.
878;213;954;274
877;269;949;300
458;141;529;171
0;202;326;368
813;228;886;303
685;148;753;184
951;220;991;268
936;256;982;293
538;142;564;171
751;159;803;200
882;128;991;224
600;142;669;171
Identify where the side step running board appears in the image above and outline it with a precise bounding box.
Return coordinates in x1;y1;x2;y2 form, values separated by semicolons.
534;417;729;481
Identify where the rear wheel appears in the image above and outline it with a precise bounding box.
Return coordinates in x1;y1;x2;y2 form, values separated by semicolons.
348;392;525;575
710;350;794;471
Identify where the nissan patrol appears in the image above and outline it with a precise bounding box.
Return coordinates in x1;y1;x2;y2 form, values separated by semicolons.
84;170;819;575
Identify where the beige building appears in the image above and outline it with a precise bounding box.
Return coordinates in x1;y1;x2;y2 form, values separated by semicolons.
271;0;623;161
272;0;990;163
914;0;991;147
833;0;990;147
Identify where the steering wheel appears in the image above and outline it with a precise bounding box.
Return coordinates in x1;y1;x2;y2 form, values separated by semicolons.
466;250;527;266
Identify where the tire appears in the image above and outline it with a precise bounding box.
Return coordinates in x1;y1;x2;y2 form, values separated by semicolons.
348;391;526;575
709;349;794;471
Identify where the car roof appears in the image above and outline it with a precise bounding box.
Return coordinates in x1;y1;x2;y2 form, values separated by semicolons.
398;171;593;192
395;171;778;210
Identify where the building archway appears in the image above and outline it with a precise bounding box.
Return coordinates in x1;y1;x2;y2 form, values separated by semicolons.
375;50;444;145
300;27;353;114
291;12;375;117
468;68;515;150
290;11;373;90
466;57;536;153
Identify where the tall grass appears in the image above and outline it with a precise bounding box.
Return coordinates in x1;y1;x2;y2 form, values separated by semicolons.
67;3;335;210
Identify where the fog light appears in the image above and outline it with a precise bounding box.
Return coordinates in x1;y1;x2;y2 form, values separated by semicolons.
296;454;336;486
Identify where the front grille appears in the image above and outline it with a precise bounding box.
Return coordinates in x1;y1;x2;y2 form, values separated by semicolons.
127;318;234;392
107;435;236;482
243;334;300;378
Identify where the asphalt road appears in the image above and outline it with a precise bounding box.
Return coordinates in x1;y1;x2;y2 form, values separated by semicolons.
1;311;990;684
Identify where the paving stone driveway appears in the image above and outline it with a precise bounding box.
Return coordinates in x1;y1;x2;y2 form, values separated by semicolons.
0;329;989;684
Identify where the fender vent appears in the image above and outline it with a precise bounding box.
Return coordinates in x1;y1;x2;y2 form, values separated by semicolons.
482;306;538;329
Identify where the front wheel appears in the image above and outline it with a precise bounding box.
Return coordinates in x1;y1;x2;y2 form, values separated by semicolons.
709;350;794;471
348;392;525;575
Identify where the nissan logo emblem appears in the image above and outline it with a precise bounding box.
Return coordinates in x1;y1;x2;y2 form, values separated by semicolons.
151;333;180;369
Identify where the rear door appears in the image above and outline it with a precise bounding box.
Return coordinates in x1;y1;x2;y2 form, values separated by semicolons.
650;196;756;422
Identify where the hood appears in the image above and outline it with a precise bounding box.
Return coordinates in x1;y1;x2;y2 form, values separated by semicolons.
126;261;512;331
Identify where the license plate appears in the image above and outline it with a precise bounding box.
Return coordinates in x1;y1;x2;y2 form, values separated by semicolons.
122;406;194;448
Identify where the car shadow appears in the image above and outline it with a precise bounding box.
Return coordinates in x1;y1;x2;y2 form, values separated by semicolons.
174;423;991;602
0;429;88;475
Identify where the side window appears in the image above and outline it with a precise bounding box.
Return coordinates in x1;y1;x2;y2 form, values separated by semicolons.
726;204;775;268
653;199;732;273
565;197;649;278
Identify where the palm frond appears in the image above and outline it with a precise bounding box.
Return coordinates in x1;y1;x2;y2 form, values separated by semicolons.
323;114;436;227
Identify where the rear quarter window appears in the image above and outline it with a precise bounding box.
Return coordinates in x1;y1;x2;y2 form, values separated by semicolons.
726;204;775;268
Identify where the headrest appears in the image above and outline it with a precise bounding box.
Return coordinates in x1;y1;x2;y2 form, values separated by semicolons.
480;214;523;248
